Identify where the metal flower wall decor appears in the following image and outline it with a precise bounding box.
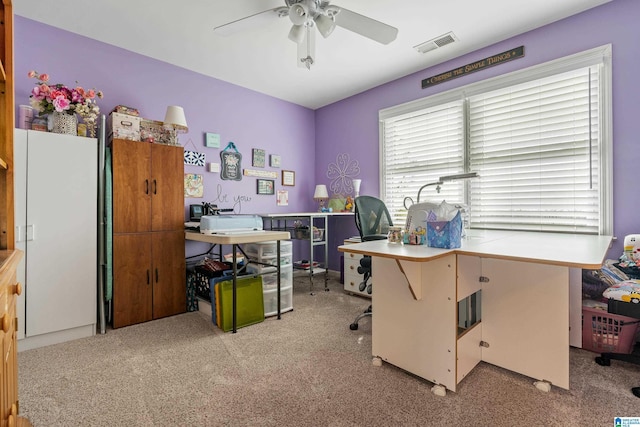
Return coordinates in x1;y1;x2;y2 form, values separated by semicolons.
326;153;360;195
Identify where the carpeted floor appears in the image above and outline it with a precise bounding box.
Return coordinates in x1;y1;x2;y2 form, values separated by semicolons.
17;274;640;426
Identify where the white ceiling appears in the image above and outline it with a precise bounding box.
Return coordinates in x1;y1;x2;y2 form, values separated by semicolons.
14;0;610;110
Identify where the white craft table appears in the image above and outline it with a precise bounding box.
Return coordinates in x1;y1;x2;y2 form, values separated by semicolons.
339;229;612;393
185;230;290;333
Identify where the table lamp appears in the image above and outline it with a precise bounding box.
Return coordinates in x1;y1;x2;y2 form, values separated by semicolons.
313;184;329;211
163;105;188;145
352;179;362;197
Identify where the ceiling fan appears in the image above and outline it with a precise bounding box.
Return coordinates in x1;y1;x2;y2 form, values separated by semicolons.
214;0;398;69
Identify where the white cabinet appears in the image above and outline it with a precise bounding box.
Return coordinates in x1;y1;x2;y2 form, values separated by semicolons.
14;129;97;350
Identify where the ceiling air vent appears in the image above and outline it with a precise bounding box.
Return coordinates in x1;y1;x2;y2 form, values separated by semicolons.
414;31;458;54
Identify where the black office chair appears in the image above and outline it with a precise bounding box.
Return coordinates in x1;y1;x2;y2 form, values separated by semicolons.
349;196;393;331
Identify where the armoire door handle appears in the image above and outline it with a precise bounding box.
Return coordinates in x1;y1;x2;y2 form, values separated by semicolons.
145;179;149;194
153;179;157;195
155;268;159;283
147;269;150;285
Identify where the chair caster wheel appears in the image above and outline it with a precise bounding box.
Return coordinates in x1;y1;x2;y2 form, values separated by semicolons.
349;323;358;330
595;356;610;366
372;357;382;367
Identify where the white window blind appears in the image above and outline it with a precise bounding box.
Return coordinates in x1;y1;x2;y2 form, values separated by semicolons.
381;100;464;226
380;46;611;235
468;66;600;233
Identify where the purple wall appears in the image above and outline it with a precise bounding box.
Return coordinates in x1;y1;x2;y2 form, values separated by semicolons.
14;16;316;258
14;0;638;269
316;0;640;262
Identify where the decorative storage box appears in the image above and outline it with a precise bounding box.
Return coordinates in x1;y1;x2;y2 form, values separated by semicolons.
112;105;140;116
140;118;173;145
427;210;462;249
107;111;141;142
582;305;640;354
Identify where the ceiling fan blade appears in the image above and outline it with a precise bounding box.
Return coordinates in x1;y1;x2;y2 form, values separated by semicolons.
214;7;288;36
333;7;398;45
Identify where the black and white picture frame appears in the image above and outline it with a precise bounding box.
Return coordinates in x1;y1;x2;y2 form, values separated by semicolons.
257;179;275;195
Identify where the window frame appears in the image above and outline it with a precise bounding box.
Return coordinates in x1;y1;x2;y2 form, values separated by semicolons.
379;45;612;235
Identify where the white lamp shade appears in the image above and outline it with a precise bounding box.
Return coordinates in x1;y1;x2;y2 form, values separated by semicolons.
164;106;188;132
313;184;329;200
352;179;362;193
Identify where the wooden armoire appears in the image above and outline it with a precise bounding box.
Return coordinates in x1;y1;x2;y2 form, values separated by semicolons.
0;1;31;425
111;139;186;328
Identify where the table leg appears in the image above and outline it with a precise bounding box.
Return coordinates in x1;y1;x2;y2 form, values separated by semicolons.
232;245;237;333
277;240;281;320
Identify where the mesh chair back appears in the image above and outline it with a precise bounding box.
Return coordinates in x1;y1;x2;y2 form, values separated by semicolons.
354;196;393;241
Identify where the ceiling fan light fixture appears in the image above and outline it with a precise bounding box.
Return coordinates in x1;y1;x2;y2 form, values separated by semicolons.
288;24;306;43
289;3;308;26
315;14;336;38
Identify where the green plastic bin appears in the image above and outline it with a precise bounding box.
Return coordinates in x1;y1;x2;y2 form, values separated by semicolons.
212;275;265;332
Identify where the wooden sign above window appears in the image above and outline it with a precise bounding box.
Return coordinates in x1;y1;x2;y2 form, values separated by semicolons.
421;46;524;89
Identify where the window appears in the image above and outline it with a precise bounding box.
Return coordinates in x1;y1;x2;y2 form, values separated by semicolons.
380;45;612;235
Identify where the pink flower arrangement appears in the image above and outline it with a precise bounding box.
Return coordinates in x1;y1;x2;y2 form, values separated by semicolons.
28;70;104;135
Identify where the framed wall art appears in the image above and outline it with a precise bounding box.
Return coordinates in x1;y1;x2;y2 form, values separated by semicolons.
220;142;242;181
257;179;275;195
270;154;281;168
205;132;221;148
184;173;204;198
252;148;266;167
282;170;295;186
277;190;289;206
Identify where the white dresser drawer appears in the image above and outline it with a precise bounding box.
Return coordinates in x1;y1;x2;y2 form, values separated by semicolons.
343;250;371;298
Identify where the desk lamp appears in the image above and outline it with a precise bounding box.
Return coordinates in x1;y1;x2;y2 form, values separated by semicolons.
163;106;188;145
403;172;479;209
314;184;329;211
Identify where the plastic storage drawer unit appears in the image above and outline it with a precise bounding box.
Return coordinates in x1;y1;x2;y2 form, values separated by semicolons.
243;240;292;258
263;285;293;317
247;264;293;290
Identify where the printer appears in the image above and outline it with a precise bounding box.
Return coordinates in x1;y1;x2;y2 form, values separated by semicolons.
199;214;263;235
